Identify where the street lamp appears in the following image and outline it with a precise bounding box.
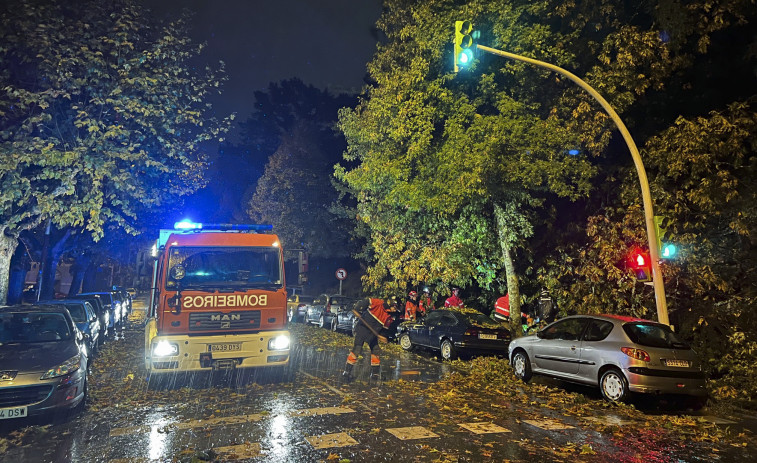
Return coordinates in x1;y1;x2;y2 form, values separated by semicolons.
455;24;669;325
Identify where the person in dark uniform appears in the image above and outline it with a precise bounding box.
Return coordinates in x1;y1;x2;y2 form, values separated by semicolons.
342;297;398;382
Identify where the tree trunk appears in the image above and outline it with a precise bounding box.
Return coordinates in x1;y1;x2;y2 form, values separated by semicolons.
41;229;72;300
0;232;20;305
494;203;523;338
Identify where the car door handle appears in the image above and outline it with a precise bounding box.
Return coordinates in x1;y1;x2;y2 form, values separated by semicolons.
570;345;577;350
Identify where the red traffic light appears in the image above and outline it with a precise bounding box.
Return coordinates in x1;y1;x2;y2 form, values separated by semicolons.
628;247;652;282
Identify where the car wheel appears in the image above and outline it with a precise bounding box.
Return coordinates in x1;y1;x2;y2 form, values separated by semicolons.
512;350;532;382
319;315;325;328
600;368;629;402
440;339;456;360
399;333;413;351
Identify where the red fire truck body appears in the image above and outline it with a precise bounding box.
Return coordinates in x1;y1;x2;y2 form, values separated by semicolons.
145;224;290;374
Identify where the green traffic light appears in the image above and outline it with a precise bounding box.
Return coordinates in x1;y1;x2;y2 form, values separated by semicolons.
459;49;473;65
662;244;677;258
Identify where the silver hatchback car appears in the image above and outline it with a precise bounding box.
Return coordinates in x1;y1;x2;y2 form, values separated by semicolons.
508;314;706;403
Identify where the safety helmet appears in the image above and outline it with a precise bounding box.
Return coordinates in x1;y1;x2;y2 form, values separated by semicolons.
423;287;430;294
389;296;398;307
408;290;417;298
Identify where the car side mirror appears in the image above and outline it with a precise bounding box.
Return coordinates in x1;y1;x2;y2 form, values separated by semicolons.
536;330;544;339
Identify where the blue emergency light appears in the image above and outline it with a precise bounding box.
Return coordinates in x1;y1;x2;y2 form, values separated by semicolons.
172;221;273;232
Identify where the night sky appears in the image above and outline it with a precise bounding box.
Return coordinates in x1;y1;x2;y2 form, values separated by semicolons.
140;0;383;226
145;0;383;134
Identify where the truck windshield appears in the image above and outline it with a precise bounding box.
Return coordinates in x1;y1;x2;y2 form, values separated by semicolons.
166;246;282;290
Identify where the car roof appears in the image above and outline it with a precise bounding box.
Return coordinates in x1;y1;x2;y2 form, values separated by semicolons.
0;304;73;315
41;299;90;306
557;314;660;325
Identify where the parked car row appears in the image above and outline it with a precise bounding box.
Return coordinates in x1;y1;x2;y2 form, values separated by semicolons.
0;287;133;421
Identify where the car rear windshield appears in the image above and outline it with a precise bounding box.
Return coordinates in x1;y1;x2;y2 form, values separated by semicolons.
63;304;87;323
457;311;503;329
623;323;690;349
0;312;72;343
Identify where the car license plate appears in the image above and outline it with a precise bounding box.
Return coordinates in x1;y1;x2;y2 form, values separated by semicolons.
0;406;27;420
208;343;241;352
665;359;690;367
479;333;497;340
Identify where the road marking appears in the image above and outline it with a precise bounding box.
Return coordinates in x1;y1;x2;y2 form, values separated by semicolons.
289;406;356;417
306;432;359;449
109;425;150;437
299;371;374;413
385;426;440;440
459;422;511;434
583;416;635;426
215;442;262;458
174;413;265;429
523;418;575;431
700;415;736;425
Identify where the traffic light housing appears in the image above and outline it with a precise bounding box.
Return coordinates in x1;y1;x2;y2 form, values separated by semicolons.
628;246;652;282
654;215;677;259
454;20;475;72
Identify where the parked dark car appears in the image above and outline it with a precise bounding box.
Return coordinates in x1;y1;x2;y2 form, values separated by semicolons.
114;287;132;315
328;297;360;333
77;291;122;328
72;294;110;342
397;308;512;360
287;294;314;323
508;314;707;404
305;294;355;328
0;304;89;419
38;299;101;357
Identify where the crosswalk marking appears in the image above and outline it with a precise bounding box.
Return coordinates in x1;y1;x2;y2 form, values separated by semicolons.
215;442;262;459
289;406;355;417
306;432;359;449
459;422;511;434
108;414;266;437
523;418;574;431
385;426;439;440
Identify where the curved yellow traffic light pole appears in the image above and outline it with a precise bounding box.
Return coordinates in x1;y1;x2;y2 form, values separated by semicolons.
476;44;669;325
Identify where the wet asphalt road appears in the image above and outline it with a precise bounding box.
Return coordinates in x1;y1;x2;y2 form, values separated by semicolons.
1;302;756;463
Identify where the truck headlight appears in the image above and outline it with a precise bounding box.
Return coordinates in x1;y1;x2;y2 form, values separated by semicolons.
40;354;82;379
152;340;179;357
268;335;290;351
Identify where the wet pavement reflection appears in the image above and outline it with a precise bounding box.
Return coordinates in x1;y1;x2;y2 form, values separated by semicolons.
1;305;756;462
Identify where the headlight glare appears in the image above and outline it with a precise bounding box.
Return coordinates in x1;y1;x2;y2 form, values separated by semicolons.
40;354;82;379
152;340;179;357
268;335;290;351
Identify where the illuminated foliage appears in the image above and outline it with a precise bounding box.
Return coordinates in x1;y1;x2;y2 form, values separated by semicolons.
0;0;230;302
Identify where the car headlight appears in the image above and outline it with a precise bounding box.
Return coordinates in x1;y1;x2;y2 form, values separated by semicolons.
40;354;82;379
152;340;179;357
268;335;290;351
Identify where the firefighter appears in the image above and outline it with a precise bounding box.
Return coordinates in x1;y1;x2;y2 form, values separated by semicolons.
404;290;421;321
419;287;435;313
342;297;399;382
444;287;464;308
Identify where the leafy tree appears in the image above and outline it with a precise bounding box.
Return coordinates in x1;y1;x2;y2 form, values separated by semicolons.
245;80;358;260
0;0;230;303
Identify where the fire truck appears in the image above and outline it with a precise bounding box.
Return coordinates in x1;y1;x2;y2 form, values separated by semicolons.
145;222;290;376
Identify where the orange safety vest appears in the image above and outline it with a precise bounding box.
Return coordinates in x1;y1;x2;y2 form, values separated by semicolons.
367;298;393;328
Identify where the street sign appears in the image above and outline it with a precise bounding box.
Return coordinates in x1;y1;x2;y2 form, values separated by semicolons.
335;268;347;280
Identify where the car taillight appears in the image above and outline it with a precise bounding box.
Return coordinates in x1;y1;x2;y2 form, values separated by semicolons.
464;329;479;336
621;347;650;362
298;304;305;308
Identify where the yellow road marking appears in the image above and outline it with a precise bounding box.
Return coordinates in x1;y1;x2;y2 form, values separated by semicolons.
385;426;439;440
459;422;511;434
288;406;355;417
215;442;262;459
523;418;574;430
306;432;359;449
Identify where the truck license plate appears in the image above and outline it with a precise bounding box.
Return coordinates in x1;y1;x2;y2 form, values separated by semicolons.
208;343;241;352
0;406;27;420
478;333;497;340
